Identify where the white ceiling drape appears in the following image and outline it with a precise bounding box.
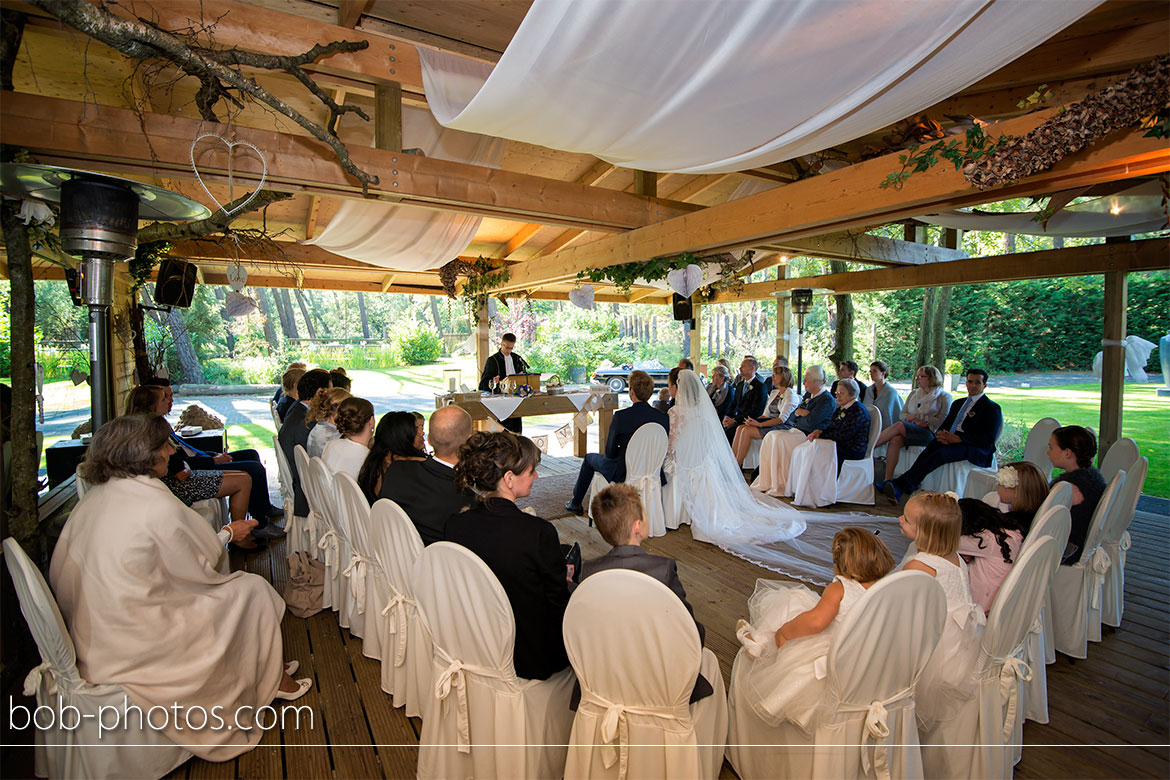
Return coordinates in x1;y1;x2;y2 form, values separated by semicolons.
304;103;506;271
418;0;1101;174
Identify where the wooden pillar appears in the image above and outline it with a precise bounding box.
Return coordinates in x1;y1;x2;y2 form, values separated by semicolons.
775;264;790;362
1099;262;1128;463
375;82;403;152
475;298;490;380
633;170;658;198
689;303;702;365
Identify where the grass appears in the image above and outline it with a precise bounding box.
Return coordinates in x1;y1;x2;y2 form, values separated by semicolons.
226;422;278;452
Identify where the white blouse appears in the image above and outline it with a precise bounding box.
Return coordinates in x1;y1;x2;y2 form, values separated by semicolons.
901;387;952;430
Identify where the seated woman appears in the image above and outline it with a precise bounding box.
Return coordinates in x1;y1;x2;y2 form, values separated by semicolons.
276;366;306;423
958;498;1024;614
981;461;1048;535
873;365;951;488
1048;425;1107;564
125;385;260;548
356;411;428;502
306;387;351;458
706;364;735;420
732;366;798;468
786;379;871;506
862;360;903;432
752;365;836;497
50;415;309;760
322;397;375;480
445;431;571;681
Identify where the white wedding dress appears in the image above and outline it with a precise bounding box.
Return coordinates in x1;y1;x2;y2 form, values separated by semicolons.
665;370;906;584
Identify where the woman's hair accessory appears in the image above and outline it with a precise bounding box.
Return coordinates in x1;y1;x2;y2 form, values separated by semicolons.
944;491;960;500
996;465;1020;488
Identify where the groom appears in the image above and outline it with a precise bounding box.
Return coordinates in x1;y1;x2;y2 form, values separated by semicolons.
565;371;668;517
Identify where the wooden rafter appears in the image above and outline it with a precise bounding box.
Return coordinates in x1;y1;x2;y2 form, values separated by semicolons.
337;0;373;30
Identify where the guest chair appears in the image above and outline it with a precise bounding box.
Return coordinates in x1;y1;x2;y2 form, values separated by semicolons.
787;405;881;507
1028;481;1074;670
585;424;668;536
965;417;1060;499
1016;503;1071;726
1050;471;1125;658
269;398;281;431
727;571;946;780
292;445;324;557
368;498;434;718
3;537;192;780
1100;456;1147;628
1099;437;1139;484
299;452;346;619
273;436;307;554
335;472;385;660
414;542;575;780
921;537;1061;780
563;570;727;780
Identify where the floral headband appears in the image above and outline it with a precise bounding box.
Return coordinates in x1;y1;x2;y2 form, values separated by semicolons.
997;466;1019;488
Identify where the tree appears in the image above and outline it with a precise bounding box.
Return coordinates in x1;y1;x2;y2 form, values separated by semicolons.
828;260;854;366
276;289;300;340
294;289;317;339
356;292;371;339
255;289;281;352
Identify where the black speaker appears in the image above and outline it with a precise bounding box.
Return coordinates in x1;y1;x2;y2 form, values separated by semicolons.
672;293;693;321
154;257;197;308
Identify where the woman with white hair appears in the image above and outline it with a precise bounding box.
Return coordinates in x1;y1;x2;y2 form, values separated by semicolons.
752;365;837;497
706;363;736;419
786;378;872;506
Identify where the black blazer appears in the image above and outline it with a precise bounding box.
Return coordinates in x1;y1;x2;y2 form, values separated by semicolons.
831;378;868;402
708;383;736;420
379;458;473;546
478;350;530;391
278;402;315;516
937;395;1003;467
730;376;766;423
445;498;570;680
604;401;669;483
823;402;871;462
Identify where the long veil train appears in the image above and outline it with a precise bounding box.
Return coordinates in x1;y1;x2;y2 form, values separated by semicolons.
668;370;907;584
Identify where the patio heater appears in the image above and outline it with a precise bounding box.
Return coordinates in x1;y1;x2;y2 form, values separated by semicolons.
1;164;209;431
772;288;816;395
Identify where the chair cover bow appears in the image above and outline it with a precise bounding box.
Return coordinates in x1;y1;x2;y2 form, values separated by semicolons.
580;688;692;780
837;685;914;780
432;648;509;754
343;554;372;615
1118;530;1131;569
317;528;340;569
24;662;57;697
1089;546;1112;609
381;590;410;666
303;510;323;551
998;655;1033;742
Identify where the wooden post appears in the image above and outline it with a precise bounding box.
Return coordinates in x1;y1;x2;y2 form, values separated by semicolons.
633;170;658;198
776;264;790;362
475;298;490;382
375;82;403;152
689;302;702;365
1099;260;1128;463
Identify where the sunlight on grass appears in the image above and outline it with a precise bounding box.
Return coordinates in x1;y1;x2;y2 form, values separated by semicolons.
227;422;276;452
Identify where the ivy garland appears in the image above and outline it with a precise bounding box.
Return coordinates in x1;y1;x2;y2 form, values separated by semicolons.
438;256;510;312
879;123;1012;190
129;240;173;293
577;251;751;296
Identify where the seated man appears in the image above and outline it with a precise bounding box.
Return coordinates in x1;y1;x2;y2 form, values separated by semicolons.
579;484;712;702
722;357;766;443
565;370;668;516
885;369;1002;502
830;359;867;402
278;368;333;519
380;405;475;545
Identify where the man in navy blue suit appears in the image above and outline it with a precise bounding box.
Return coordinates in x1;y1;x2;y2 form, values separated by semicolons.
722;356;766;443
565;370;669;516
884;369;1003;502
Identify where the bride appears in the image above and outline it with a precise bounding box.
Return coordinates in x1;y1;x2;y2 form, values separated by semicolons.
666;369;807;546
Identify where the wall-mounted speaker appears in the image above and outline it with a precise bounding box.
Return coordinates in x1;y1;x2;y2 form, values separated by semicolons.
154;257;198;308
672;293;693;321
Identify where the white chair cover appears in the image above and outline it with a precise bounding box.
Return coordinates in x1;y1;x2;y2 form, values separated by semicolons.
893;445;997;497
368;499;434;718
334;472;385;660
750;429;807;497
1099;437;1140;484
1051;471;1125;659
1027;481;1075;676
563;570;727;780
922;537;1060;780
273;435;308;554
1100;456;1147;628
293;446;324;559
965;417;1060;499
585;424;669;536
837;405;881;505
787;405;880;507
728;571;946;780
742;437;763;471
3;537;192;780
301;455;346;619
414;542;575;780
311;457;359;634
1017;504;1071;732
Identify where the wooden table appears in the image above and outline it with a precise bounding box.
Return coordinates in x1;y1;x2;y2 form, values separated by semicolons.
437;392;619;457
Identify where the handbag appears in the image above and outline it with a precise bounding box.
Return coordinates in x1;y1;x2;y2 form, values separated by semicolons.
283;551;324;618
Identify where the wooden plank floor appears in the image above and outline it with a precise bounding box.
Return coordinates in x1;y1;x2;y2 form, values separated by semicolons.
165;455;1168;779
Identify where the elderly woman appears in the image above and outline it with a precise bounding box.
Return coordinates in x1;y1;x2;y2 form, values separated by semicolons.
706;364;736;419
873;364;952;486
445;431;572;681
322;396;375;480
50;415;310;761
752;365;837;497
306;387;351;458
786;379;873;506
863;360;904;433
732;365;798;467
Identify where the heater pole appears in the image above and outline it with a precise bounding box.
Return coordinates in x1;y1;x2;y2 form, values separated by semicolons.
88;305;113;429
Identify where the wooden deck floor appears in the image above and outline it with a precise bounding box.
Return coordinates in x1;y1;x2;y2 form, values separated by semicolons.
155;454;1167;778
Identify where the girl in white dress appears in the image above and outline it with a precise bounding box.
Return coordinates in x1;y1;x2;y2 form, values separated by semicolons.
733;527;896;734
900;491;985;727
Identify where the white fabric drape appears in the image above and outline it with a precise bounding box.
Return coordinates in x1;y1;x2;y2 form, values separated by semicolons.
304;104;506;270
419;0;1100;174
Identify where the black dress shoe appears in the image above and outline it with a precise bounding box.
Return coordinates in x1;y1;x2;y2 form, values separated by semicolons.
564;501;584;516
252;523;287;540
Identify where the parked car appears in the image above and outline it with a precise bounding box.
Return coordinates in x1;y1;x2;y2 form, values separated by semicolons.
591;362;673;392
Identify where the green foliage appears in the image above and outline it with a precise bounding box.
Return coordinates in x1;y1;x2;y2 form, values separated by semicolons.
880;125;1012;190
944;358;964;376
1141;108;1170;139
203;355;283;385
525;309;628;379
129;242;172;292
0;283;10;377
395;324;443;365
580;252;700;295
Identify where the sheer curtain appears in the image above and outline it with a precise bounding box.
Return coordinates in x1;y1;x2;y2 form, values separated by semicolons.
419;0;1100;173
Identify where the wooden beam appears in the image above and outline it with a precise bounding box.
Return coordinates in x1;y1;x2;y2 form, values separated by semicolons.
706;238;1167;302
475;299;490;374
634;170;658;198
337;0;372;29
497;224;543;260
663;173;730;203
380;274;398;293
1099;245;1129;461
171;240;366;268
776;265;791;362
493;107;1169;293
374;82;403;153
304;197;322;239
1;92;699;232
627;288;662;303
688;303;702;363
773;232;969;267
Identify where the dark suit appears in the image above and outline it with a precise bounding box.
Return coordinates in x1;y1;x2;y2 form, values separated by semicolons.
379;458;473;546
776;389;837;435
275;394;297;423
445;498;570;680
170;433;278;524
707;383;736;420
893;395;1003;492
479;349;530;432
571;401;669;505
822;402;871;474
725;375;766;442
278;402;316;517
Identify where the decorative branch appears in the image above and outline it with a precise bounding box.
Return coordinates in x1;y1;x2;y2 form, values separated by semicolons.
965;55;1170;190
138;188;292;244
26;0;379;193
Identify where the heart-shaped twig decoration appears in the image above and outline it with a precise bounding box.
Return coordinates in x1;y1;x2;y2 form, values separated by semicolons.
667;263;704;299
189;133;268;217
568;284;596;310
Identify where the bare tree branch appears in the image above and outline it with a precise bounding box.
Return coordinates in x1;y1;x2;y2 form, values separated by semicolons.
138;188;293;244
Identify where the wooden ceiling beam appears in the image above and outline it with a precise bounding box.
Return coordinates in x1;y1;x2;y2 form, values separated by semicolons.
771;232;969;267
2;92;699;232
337;0;373;29
492;107;1169;293
707;238;1167;303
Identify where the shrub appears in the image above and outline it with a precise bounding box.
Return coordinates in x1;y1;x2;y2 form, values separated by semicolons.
395;325;443;365
995;419;1027;466
945;358;964;376
203;355;283;385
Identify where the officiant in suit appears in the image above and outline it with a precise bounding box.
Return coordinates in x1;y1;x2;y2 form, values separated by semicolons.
722;357;766;443
479;332;529;433
886;369;1003;501
565;370;669;516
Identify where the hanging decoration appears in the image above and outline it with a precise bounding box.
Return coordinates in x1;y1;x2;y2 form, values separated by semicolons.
225;261;248;292
666;264;704;299
532;435;549;454
555;424;574;449
568;284;596;310
223;291;258;318
189;133;269;217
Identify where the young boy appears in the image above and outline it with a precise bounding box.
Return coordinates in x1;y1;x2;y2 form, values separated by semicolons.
581;483;712;701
